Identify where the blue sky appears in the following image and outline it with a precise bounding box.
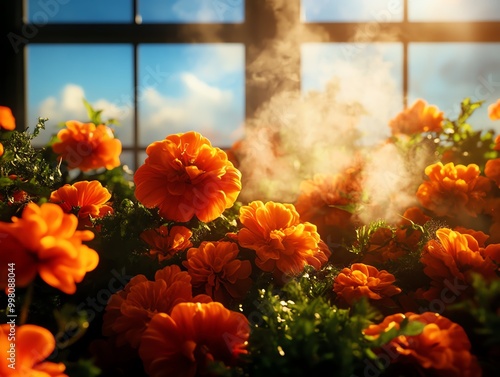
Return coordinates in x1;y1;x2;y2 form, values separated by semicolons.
26;0;500;156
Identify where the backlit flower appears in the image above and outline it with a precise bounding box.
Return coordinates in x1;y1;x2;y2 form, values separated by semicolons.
237;200;330;280
0;202;98;294
134;131;242;223
183;241;252;304
0;142;4;157
103;265;211;348
0;106;15;131
140;225;192;261
333;263;401;305
364;312;481;377
488;99;500;120
50;180;113;227
139;302;250;377
416;162;491;217
484;136;500;186
389;99;444;135
0;324;68;377
52;120;121;171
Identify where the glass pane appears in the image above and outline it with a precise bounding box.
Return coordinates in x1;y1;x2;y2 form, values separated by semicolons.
138;44;245;147
409;43;500;132
302;43;403;145
301;0;403;22
27;44;134;147
138;0;244;23
409;0;500;21
27;0;133;23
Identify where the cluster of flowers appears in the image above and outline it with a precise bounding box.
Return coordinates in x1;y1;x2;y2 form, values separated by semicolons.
0;97;500;377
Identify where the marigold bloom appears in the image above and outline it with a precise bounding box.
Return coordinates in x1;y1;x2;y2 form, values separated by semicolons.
0;203;98;294
484;138;500;186
420;228;497;300
237;200;330;280
134;131;242;223
103;265;211;348
416;162;491;217
333;263;401;305
389;99;444;135
140;225;193;261
183;241;252;304
0;106;15;130
52;120;121;171
139;302;250;377
50;180;113;227
0;324;68;377
364;312;481;377
488;99;500;120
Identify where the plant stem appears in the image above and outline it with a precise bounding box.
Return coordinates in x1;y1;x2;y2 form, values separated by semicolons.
20;283;34;325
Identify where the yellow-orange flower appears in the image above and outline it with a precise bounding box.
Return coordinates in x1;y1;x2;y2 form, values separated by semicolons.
488;99;500;120
364;312;481;377
416;162;491;217
420;228;497;300
237;200;330;280
183;241;252;304
333;263;401;305
134;131;242;223
389;99;444;135
103;265;211;348
139;302;250;377
52;120;121;171
0;106;16;131
0;203;98;294
0;142;4;157
50;180;113;227
140;225;192;261
0;324;67;377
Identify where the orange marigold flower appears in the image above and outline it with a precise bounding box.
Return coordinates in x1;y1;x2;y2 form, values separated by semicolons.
0;203;98;294
140;225;192;261
363;312;481;377
0;106;16;131
0;142;4;157
485;157;500;187
103;265;211;348
139;302;250;377
52;120;121;171
420;228;497;301
183;241;252;304
237;200;330;280
389;99;444;135
0;324;68;377
416;162;491;217
488;99;500;120
134;131;242;223
333;263;401;305
50;180;113;227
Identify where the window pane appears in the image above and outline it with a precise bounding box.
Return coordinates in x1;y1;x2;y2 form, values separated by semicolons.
27;44;133;147
409;43;500;131
301;0;403;22
138;44;245;147
302;43;403;145
409;0;500;21
27;0;133;23
138;0;244;23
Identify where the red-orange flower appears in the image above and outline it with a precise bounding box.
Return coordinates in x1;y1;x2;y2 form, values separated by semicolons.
237;200;330;280
50;180;113;227
140;225;192;261
103;265;211;348
139;302;250;377
183;241;252;304
134;131;242;223
488;99;500;120
416;162;491;217
0;203;98;294
364;312;481;377
0;324;68;377
52;120;121;171
0;106;16;131
333;263;401;305
389;99;444;135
